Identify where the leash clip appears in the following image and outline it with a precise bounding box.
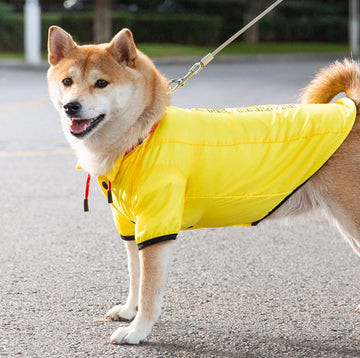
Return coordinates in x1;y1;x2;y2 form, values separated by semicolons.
168;62;202;94
168;78;184;94
168;53;214;94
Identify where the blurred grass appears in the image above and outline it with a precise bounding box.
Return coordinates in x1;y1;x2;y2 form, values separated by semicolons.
137;42;349;57
0;42;349;60
0;52;25;59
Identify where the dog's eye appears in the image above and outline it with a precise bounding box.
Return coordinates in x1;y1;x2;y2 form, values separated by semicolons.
95;79;109;89
62;78;73;87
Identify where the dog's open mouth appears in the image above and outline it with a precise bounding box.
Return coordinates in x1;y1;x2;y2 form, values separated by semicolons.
69;114;105;138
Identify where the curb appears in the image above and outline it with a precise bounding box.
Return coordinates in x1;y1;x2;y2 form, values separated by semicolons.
0;59;49;71
153;52;351;66
0;52;352;71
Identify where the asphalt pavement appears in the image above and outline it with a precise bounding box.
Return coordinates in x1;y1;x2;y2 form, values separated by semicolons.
1;56;360;357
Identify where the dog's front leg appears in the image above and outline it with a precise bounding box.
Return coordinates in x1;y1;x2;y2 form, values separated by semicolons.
106;240;140;321
109;240;174;345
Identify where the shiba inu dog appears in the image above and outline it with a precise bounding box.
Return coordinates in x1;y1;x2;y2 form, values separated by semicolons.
47;25;360;345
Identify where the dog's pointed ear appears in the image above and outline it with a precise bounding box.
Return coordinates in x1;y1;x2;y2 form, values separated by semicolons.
48;26;76;66
107;29;137;68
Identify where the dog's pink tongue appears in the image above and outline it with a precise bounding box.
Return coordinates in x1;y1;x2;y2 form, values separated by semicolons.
70;119;91;134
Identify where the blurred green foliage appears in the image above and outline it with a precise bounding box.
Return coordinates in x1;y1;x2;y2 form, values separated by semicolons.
0;0;350;52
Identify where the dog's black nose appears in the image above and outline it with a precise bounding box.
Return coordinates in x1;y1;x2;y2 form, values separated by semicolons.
63;101;82;116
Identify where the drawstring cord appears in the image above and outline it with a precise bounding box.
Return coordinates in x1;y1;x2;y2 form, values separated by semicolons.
84;173;91;212
84;174;112;212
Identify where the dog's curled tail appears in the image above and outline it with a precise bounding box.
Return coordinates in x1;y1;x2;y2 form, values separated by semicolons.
301;59;360;108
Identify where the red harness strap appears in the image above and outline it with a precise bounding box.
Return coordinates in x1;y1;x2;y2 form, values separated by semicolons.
124;121;160;157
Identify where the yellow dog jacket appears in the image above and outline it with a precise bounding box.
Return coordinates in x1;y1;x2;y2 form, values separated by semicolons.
96;97;356;249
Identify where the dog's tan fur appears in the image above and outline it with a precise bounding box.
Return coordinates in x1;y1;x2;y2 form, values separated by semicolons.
47;26;169;176
47;26;360;344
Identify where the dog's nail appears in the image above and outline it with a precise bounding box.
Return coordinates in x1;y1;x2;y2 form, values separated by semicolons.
108;339;116;344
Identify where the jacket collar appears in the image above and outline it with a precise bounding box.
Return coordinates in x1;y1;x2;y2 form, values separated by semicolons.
105;119;160;182
83;119;160;211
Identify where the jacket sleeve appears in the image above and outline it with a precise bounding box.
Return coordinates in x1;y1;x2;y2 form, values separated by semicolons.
111;206;136;240
133;167;187;249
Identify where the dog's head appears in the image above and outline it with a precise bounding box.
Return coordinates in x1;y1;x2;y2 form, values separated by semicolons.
47;26;169;156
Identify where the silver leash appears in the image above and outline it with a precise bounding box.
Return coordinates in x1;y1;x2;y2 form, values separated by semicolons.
168;0;284;94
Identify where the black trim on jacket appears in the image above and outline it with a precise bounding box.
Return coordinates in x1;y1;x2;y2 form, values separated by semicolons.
137;234;178;250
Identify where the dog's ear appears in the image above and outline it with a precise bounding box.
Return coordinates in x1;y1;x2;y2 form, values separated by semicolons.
107;29;137;68
48;26;76;66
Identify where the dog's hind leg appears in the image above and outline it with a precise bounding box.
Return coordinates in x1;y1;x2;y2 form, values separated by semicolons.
109;240;174;344
310;147;360;256
317;182;360;256
323;198;360;255
106;240;140;321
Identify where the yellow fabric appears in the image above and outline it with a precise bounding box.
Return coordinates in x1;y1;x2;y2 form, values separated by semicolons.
98;98;356;248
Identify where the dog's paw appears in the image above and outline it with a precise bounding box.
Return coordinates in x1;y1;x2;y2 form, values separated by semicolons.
355;304;360;312
108;325;148;345
105;304;137;322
